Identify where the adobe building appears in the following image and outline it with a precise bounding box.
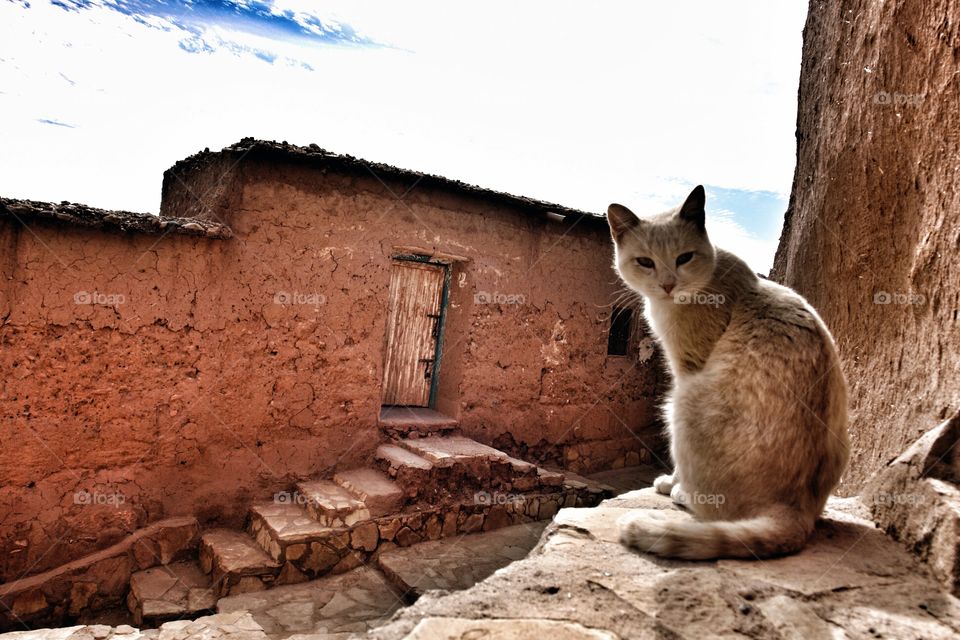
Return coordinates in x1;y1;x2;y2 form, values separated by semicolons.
0;139;662;626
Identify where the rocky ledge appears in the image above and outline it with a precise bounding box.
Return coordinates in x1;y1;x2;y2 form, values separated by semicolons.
369;488;960;639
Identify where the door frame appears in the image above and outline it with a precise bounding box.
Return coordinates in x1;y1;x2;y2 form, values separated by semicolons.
384;253;452;408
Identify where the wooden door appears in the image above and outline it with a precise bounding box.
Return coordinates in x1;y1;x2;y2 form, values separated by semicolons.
381;260;446;407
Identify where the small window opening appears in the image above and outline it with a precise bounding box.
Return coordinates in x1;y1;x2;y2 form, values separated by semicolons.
607;306;633;356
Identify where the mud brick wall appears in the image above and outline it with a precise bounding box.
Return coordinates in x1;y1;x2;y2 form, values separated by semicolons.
772;0;960;493
0;146;662;582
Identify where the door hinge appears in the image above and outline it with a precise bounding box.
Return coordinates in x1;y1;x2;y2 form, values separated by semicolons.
418;357;435;379
427;313;441;338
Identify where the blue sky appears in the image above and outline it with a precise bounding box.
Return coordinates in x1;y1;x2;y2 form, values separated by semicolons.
0;0;806;271
47;0;378;59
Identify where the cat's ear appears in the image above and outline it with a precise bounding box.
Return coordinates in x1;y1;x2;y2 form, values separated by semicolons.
607;203;640;241
678;185;706;232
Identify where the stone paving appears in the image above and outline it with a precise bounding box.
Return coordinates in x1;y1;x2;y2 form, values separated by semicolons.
0;510;560;640
2;432;616;631
401;618;616;639
210;521;552;636
0;612;265;640
151;612;267;640
216;567;402;639
9;477;960;639
586;465;661;495
369;488;960;639
377;522;548;596
126;562;215;625
0;465;659;640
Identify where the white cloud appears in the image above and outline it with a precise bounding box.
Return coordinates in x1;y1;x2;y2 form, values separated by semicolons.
0;0;806;271
707;209;781;274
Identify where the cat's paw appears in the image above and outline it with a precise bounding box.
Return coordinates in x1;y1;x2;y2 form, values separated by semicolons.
653;474;675;495
670;483;690;509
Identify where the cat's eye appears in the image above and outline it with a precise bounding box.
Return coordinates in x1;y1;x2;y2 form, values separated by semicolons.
635;257;655;269
676;252;694;267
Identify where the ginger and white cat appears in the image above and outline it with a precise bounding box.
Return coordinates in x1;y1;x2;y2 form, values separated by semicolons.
608;186;849;559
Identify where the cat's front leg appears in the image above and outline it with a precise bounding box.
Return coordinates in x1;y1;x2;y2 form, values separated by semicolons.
653;473;678;495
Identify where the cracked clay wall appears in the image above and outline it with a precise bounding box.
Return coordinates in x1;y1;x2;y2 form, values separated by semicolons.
772;0;960;493
0;154;661;582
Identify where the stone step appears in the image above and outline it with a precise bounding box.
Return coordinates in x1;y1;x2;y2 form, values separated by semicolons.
378;406;459;438
199;529;281;597
396;435;508;490
0;516;201;630
211;469;608;602
538;467;566;487
248;501;337;563
502;455;547;491
375;443;434;472
374;444;434;498
127;561;216;625
333;468;403;517
398;434;506;467
296;479;371;527
395;434;557;493
247;501;367;581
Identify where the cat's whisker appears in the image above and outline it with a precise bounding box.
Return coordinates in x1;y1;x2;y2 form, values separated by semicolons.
605;287;644;312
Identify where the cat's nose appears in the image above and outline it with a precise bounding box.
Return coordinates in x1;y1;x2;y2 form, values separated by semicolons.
662;283;675;295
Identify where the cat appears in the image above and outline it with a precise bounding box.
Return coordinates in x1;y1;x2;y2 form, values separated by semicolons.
607;185;849;560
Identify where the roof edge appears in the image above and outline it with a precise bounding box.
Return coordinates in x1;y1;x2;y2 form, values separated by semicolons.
166;138;605;222
0;198;233;239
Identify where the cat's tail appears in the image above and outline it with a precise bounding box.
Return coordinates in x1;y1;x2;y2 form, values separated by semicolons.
618;506;813;560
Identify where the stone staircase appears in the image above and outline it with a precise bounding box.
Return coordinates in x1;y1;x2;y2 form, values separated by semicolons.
126;428;613;625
